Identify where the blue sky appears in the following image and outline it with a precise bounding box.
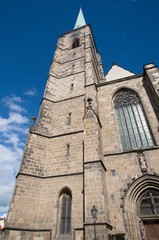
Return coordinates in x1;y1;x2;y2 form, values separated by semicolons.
0;0;159;217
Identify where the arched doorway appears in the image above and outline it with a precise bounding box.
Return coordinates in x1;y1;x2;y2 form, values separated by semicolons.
123;174;159;240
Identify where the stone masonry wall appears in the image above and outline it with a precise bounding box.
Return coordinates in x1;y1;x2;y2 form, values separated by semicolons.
43;133;84;176
37;96;84;136
5;174;83;240
20;132;84;177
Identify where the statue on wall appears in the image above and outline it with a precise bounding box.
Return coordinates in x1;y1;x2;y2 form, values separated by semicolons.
137;152;148;172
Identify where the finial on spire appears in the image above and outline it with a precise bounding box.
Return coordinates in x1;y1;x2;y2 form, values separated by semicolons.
74;8;86;29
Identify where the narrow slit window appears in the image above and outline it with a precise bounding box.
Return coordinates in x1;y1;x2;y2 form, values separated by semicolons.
70;83;74;92
66;144;70;157
66;113;72;125
111;194;115;202
111;170;116;177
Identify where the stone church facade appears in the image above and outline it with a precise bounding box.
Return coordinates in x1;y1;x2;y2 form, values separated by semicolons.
3;9;159;240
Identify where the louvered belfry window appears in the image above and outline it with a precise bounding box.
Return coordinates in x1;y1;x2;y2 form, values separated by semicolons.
60;193;72;234
72;38;79;48
114;89;154;151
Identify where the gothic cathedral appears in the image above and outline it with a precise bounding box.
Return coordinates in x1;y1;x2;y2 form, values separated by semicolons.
3;9;159;240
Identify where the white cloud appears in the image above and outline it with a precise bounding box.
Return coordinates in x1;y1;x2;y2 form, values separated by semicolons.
0;112;28;127
0;213;7;218
0;94;30;216
2;94;27;113
23;87;37;96
0;144;23;214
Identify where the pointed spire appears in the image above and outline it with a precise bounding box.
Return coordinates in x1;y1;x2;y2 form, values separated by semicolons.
74;8;86;29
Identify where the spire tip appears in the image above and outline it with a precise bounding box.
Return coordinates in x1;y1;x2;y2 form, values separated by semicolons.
74;8;86;29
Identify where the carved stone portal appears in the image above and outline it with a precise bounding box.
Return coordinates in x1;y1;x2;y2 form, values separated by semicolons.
139;220;147;240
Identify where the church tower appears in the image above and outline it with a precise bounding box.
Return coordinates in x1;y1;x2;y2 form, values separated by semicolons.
3;9;110;240
3;9;159;240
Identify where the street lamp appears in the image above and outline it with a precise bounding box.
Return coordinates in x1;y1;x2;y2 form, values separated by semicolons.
91;205;98;240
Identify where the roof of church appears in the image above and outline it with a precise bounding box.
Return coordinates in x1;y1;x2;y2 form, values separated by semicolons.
74;8;86;29
105;64;135;82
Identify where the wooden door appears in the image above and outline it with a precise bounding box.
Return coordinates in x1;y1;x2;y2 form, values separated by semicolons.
144;223;159;240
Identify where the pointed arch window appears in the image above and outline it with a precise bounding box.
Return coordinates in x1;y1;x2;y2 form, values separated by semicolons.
114;89;154;151
60;191;72;235
140;189;159;216
72;38;80;48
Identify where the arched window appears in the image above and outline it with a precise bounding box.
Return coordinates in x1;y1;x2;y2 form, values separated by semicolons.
114;88;154;151
72;38;80;48
140;190;159;216
139;189;159;239
60;190;72;235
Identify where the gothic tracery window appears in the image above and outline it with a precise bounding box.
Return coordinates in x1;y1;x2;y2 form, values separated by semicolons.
114;89;154;151
140;190;159;215
60;191;72;235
